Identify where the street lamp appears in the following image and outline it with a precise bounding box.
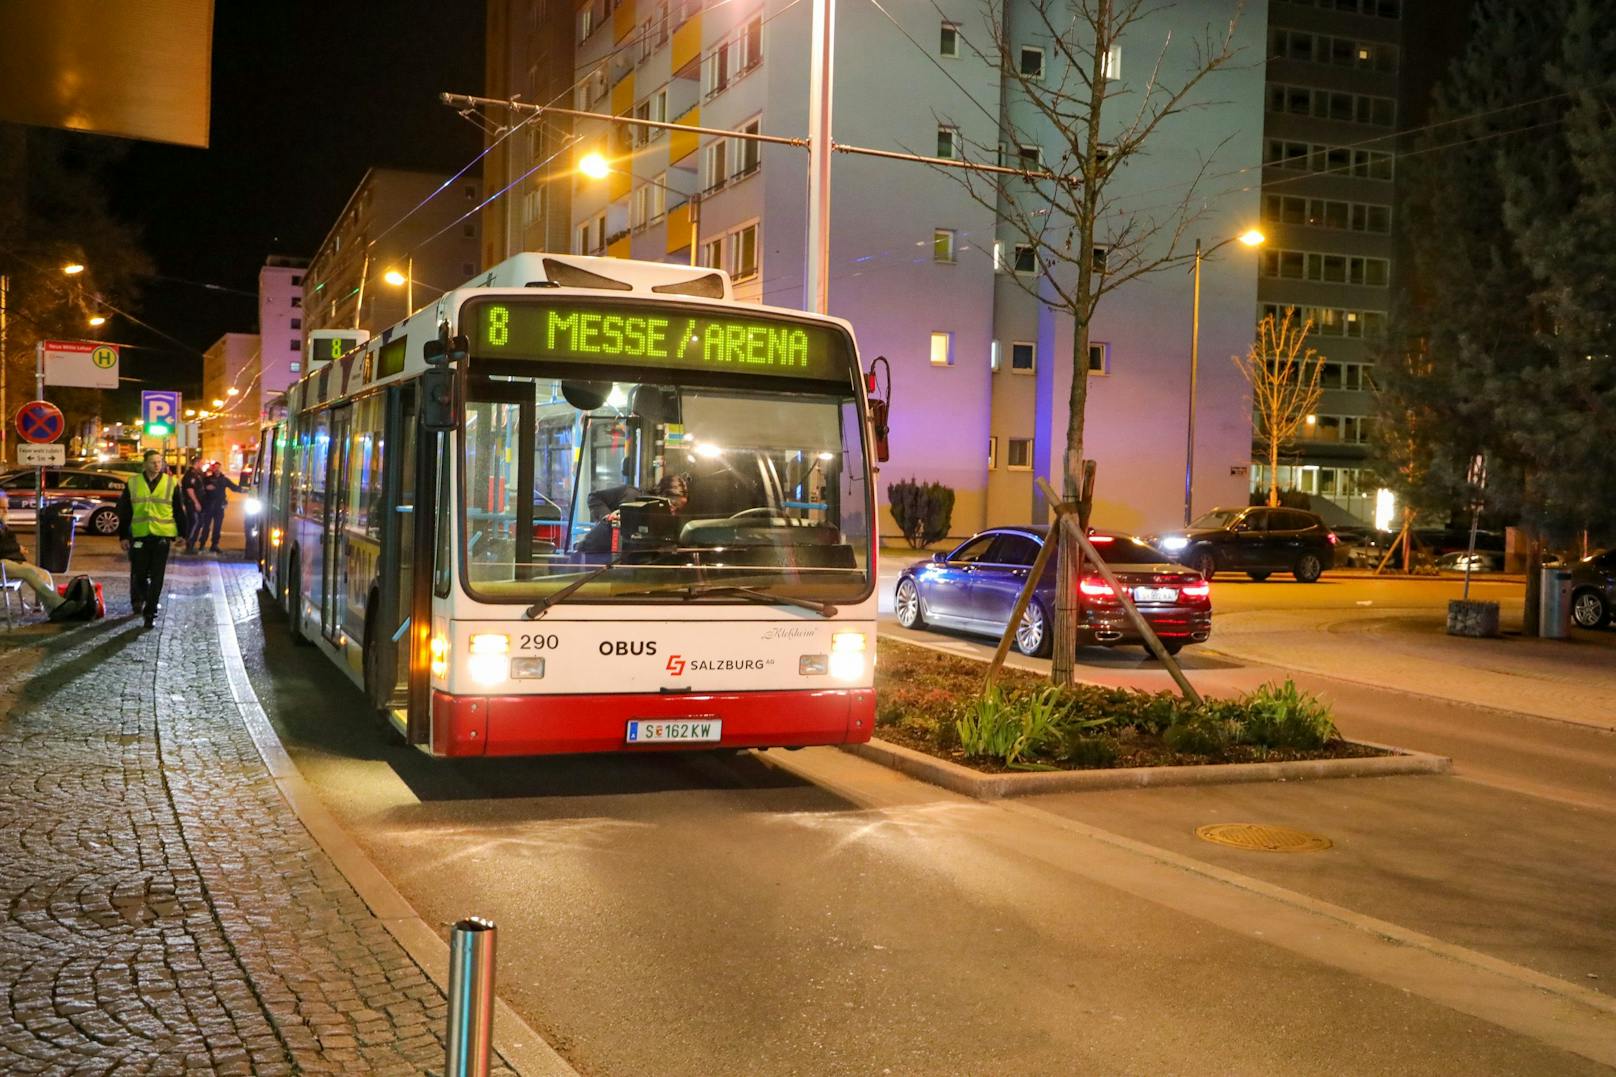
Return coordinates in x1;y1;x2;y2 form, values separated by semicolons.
62;263;85;276
579;155;702;268
87;314;106;327
1184;228;1265;526
211;398;224;408
380;255;446;315
226;387;239;397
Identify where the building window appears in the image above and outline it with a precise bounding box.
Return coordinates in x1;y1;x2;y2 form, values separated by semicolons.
1017;144;1041;170
1007;437;1033;470
933;228;956;263
464;184;477;199
731;222;759;280
1010;341;1035;373
1012;244;1036;274
1089;341;1110;374
290;296;301;308
463;223;476;238
930;331;953;366
290;275;303;286
1019;46;1045;79
289;339;300;351
734;118;762;178
290;318;301;330
940;21;959;57
1090;246;1108;274
578;5;594;41
937;125;958;159
704;138;728;192
701;237;724;269
1102;44;1121;80
988;436;998;469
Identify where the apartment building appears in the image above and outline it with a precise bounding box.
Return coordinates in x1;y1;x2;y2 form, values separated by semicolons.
258;255;308;400
485;0;1271;535
200;332;259;469
303;168;483;336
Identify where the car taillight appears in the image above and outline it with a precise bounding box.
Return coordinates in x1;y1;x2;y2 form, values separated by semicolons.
1181;580;1210;599
1327;531;1338;545
1078;577;1115;598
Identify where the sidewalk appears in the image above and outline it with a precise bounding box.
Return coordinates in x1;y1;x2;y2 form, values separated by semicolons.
1209;606;1616;731
0;557;515;1074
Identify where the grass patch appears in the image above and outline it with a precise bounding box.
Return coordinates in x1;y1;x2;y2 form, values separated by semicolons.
874;638;1378;772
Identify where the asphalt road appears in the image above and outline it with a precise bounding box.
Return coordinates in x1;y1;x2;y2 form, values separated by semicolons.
226;563;1616;1075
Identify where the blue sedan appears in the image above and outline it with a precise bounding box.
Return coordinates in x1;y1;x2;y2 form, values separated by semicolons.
893;526;1213;657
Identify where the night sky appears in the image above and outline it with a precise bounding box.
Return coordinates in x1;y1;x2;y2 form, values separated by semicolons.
101;1;486;407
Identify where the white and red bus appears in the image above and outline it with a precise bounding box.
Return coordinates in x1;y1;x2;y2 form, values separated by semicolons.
256;254;878;757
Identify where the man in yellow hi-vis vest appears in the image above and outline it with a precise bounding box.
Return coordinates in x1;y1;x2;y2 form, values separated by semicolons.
115;450;190;628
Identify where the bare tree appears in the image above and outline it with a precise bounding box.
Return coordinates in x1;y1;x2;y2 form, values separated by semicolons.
937;0;1245;684
1232;308;1323;509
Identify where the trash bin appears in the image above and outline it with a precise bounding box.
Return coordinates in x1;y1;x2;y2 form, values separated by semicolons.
1538;565;1573;638
36;501;77;574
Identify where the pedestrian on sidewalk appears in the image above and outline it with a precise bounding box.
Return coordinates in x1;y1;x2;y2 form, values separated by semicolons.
116;449;190;628
197;461;242;555
180;458;206;554
0;489;67;618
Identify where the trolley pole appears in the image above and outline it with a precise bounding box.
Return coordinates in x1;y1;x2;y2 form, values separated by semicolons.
804;0;835;315
446;917;497;1077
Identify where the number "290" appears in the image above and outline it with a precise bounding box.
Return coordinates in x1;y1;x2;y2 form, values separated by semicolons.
518;633;559;651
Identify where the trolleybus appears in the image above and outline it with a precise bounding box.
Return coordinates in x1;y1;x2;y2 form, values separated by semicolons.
256;254;878;757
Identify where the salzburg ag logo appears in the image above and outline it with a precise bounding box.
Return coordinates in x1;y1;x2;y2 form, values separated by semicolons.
666;654;687;676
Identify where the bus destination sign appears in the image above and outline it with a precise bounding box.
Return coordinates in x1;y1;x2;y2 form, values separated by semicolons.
465;299;850;382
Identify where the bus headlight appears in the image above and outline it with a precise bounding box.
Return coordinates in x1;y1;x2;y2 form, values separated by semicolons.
244;497;263;515
468;633;510;686
829;631;866;681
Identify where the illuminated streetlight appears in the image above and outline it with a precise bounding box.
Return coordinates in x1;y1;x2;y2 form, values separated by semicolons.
226;387;239;397
184;409;196;417
578;152;611;180
1185;228;1267;525
211;398;224;408
62;263;85;276
87;314;106;327
383;269;407;287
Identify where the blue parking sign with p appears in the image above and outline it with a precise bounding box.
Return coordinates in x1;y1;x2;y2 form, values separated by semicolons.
141;391;181;434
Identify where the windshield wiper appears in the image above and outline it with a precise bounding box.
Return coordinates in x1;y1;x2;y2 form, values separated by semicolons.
649;583;838;618
524;561;626;619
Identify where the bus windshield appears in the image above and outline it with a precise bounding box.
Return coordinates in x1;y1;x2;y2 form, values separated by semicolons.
460;371;872;605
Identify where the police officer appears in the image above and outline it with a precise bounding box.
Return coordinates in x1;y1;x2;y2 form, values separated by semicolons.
116;450;190;627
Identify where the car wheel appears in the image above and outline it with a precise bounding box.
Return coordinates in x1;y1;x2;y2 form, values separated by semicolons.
1144;640;1185;658
894;578;926;629
89;506;121;536
1293;553;1323;583
1572;589;1609;629
1013;600;1052;657
1192;549;1217;579
1246;570;1271;582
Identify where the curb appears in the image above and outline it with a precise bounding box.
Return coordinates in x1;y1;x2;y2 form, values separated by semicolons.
206;565;577;1077
844;736;1451;800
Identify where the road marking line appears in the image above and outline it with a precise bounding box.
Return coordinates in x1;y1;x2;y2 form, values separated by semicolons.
206;563;577;1077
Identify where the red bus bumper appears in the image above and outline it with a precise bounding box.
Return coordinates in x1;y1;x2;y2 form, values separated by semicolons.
431;688;876;758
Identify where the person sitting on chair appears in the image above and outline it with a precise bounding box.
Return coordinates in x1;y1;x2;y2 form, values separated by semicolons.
576;472;691;554
0;489;67;618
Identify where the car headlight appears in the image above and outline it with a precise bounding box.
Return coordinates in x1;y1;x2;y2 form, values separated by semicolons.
1160;536;1189;552
244;497;263;516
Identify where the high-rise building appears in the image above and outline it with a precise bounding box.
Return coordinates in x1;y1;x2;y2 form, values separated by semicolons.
483;1;1273;535
258;256;308;400
1255;0;1406;523
303;168;483;336
200;332;259;469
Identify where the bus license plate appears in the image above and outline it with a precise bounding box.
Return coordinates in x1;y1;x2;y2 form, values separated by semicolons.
626;719;722;744
1133;587;1176;603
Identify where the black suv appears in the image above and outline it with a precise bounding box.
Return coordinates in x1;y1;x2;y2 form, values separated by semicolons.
1148;506;1337;582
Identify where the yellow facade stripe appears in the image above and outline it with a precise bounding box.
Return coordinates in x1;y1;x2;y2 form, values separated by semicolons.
671;14;702;73
669;105;700;164
607;234;632;260
610;71;636;116
666;202;692;254
614;0;637;43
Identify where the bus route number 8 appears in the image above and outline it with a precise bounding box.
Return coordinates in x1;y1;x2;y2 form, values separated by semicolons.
487;305;510;347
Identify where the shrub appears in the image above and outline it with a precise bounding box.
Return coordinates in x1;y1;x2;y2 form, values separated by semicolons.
1163;710;1241;757
1059;733;1119;769
889;478;956;548
1238;679;1337;750
956;686;1062;768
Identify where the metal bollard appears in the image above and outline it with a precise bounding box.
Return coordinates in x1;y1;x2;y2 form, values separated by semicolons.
446;917;497;1077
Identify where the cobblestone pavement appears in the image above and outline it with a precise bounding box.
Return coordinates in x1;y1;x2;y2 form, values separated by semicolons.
0;557;514;1074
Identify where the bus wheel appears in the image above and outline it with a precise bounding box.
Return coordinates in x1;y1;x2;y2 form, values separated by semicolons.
362;612;402;741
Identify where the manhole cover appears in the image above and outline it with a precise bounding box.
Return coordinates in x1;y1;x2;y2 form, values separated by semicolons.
1195;823;1332;853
